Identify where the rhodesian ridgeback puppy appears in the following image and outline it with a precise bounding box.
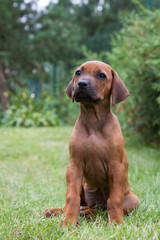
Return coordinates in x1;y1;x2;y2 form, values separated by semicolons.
43;61;139;226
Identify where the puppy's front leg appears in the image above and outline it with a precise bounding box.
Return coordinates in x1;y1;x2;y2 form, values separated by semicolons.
62;161;83;226
107;162;126;224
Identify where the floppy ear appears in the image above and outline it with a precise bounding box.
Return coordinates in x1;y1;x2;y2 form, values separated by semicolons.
65;80;74;102
111;70;129;106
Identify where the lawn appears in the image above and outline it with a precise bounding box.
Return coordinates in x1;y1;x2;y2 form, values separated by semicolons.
0;127;159;239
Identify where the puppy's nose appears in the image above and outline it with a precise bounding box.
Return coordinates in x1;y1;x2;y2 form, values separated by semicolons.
77;80;89;88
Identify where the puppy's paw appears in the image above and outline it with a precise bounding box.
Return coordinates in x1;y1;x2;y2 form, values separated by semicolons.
80;206;95;219
43;208;63;218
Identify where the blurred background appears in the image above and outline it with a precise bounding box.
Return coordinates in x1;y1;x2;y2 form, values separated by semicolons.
0;0;160;142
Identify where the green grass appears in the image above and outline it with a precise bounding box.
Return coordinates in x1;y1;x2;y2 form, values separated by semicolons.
0;127;159;239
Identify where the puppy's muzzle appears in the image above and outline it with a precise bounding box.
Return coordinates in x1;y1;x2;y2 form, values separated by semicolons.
77;80;90;88
73;79;100;103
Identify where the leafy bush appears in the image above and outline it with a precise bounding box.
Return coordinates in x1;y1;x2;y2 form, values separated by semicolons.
107;9;160;140
0;91;60;127
54;82;80;125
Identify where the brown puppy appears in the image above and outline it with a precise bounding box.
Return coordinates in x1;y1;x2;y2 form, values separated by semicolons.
43;61;139;226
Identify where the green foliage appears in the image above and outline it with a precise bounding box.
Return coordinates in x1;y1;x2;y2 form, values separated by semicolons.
0;0;37;71
73;0;144;53
0;92;60;127
55;83;80;125
1;0;160;130
76;46;105;65
34;1;83;66
107;9;160;140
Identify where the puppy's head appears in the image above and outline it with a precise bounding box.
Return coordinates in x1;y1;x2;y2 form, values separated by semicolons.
65;61;129;106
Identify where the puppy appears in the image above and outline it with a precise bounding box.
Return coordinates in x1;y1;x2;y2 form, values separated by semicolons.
43;61;139;226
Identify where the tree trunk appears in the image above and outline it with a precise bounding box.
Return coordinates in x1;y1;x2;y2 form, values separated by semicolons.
0;57;9;111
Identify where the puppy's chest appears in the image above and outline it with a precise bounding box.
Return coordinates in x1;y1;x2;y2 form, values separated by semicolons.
82;134;109;185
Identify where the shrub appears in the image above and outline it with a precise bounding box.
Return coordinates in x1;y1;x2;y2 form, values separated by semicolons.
107;9;160;140
0;91;60;127
54;82;80;125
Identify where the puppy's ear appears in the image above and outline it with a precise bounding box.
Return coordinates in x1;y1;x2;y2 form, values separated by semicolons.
65;80;74;102
111;70;129;106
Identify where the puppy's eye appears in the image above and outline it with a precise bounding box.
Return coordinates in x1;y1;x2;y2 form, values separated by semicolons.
98;73;106;79
75;70;81;76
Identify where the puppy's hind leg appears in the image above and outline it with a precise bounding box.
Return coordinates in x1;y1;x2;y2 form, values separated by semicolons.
79;188;95;219
123;192;139;214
